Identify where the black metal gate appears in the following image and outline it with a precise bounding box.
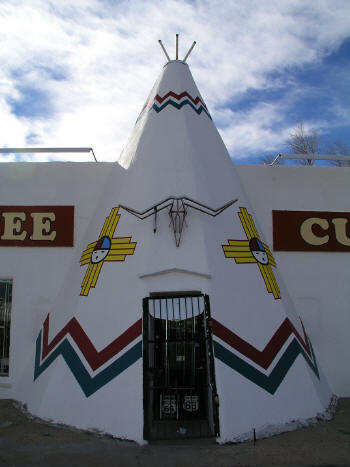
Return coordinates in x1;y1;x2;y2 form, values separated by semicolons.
143;293;219;440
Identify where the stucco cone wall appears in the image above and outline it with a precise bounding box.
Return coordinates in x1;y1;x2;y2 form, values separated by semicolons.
27;60;332;443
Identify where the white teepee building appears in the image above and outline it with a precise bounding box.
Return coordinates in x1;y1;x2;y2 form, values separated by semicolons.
25;42;332;443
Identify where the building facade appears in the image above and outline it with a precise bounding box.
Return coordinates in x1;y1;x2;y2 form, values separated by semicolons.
0;60;345;442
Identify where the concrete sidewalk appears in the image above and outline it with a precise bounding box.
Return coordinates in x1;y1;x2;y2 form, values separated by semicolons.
0;399;349;467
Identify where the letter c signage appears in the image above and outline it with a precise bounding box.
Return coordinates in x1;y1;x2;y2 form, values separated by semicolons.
300;218;329;246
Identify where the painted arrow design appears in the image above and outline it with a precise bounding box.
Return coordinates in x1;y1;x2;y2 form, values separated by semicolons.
212;317;319;394
34;315;142;397
34;313;319;397
152;91;211;118
41;314;141;370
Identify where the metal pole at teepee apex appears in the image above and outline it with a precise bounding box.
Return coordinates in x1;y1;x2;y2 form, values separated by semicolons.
158;40;171;62
183;41;196;62
159;37;196;63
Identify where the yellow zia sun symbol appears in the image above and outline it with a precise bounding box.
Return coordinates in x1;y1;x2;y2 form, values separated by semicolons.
80;207;136;296
222;207;281;299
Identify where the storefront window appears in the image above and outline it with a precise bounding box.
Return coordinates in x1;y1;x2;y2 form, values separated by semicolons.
0;280;12;376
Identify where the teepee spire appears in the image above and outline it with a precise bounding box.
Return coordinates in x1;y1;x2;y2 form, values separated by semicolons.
28;45;332;444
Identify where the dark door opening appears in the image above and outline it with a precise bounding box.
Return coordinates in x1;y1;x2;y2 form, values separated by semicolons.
143;293;219;441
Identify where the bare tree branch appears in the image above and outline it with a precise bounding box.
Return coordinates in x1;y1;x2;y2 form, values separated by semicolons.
286;122;319;165
258;122;348;166
328;141;350;166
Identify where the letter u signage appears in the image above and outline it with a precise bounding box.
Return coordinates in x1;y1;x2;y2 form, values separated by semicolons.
273;210;350;252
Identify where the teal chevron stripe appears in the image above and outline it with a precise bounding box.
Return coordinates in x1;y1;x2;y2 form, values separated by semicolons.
34;331;142;397
152;100;212;118
214;338;319;395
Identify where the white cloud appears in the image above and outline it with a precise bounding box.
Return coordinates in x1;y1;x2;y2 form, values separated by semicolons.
216;102;288;157
0;0;349;162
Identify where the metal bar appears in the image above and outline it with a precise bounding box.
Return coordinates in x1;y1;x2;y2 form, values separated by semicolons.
270;153;350;165
90;148;98;162
0;147;92;153
0;280;11;376
279;153;350;160
150;291;202;298
176;34;179;60
0;147;98;162
120;197;238;220
183;196;236;211
121;203;171;220
183;41;196;62
119;198;174;219
184;298;188;385
165;298;169;387
183;197;238;216
203;297;211;420
269;154;282;166
181;298;185;387
159;394;162;421
191;297;195;386
158;40;171;62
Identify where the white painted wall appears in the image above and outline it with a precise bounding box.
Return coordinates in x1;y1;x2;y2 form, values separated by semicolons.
0;162;111;395
236;164;350;396
0;162;348;439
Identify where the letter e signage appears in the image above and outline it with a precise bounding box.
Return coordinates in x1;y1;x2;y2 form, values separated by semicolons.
273;210;350;252
0;206;74;247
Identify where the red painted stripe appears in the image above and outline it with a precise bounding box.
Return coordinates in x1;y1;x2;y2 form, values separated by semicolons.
212;317;311;370
42;315;142;371
155;91;207;109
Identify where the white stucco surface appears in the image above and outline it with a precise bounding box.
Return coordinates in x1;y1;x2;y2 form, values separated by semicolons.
0;161;346;440
236;165;350;397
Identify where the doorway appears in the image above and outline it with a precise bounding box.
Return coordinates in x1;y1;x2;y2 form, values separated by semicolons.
143;293;219;440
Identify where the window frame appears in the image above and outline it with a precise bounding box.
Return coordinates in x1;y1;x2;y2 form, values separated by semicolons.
0;279;12;377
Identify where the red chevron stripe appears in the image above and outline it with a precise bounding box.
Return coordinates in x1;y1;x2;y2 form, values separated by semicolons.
42;314;142;371
212;317;311;370
155;91;207;109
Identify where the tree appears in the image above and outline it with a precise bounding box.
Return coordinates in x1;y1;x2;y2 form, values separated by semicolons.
286;121;319;165
328;140;350;167
259;121;350;166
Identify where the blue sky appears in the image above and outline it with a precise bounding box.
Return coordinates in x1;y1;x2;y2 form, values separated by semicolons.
0;0;349;163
